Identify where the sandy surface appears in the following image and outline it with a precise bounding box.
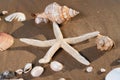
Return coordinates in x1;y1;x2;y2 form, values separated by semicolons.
0;0;120;80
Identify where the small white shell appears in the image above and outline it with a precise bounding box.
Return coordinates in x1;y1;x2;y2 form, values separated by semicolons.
86;66;93;73
2;11;8;15
100;68;106;73
5;12;26;22
15;69;23;75
50;61;63;72
31;66;44;77
24;63;32;73
105;68;120;80
58;78;66;80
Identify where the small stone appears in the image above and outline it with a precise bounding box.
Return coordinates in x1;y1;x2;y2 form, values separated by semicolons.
86;66;93;73
100;68;106;72
2;71;15;79
15;69;23;75
58;78;66;80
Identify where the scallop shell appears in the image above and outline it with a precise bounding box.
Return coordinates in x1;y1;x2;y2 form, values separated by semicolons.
33;2;79;24
50;61;63;72
5;12;26;22
0;32;14;51
31;66;44;77
23;63;32;73
15;69;23;75
96;34;114;51
105;68;120;80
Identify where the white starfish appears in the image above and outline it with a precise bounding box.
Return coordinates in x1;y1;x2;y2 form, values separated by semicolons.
20;22;100;65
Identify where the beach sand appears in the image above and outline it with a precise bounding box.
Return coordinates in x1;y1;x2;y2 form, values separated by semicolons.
0;0;120;80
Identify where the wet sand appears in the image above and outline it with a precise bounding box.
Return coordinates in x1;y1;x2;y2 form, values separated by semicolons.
0;0;120;80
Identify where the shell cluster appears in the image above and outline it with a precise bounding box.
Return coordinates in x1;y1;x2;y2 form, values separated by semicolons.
5;12;26;22
96;34;114;51
32;2;79;24
0;32;14;51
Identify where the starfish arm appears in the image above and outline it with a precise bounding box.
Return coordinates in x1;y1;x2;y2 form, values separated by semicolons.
39;42;60;64
65;31;100;44
61;42;90;65
53;22;63;40
20;38;56;47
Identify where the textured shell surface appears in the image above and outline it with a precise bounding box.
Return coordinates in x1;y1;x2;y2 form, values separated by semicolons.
50;61;63;72
5;12;26;22
35;2;79;24
105;68;120;80
0;32;14;51
31;66;44;77
24;63;32;73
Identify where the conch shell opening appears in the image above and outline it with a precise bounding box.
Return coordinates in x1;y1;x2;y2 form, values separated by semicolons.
32;2;79;24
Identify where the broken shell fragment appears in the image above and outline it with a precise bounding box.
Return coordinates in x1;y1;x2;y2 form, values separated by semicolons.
23;63;32;73
15;69;23;75
86;66;93;73
50;61;63;72
96;34;114;51
105;68;120;80
5;12;26;22
2;11;8;15
0;32;14;51
100;68;106;73
33;2;79;24
31;66;44;77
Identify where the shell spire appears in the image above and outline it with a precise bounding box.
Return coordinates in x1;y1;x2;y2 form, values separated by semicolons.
32;2;79;24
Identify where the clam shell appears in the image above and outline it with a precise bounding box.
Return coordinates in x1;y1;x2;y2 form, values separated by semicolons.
0;32;14;51
15;69;23;75
105;68;120;80
50;61;63;72
23;63;32;73
31;66;44;77
33;2;79;24
5;12;26;22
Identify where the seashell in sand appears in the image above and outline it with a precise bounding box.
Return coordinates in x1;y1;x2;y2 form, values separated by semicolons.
96;34;114;51
100;68;106;73
5;12;26;22
50;61;63;72
15;69;23;75
31;66;44;77
2;11;8;15
86;66;93;73
0;32;14;51
32;2;79;24
105;68;120;80
23;63;32;73
58;78;66;80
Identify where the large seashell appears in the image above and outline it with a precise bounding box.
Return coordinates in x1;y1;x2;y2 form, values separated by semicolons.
32;2;79;24
5;12;26;22
0;32;14;51
31;66;44;77
50;61;63;72
96;34;114;51
23;63;32;73
105;68;120;80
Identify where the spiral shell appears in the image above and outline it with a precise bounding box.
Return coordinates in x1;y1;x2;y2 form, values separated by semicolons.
96;34;114;51
33;2;79;24
0;32;14;51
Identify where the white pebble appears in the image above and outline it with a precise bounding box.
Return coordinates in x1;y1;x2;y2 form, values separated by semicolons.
100;68;106;72
86;66;93;72
31;66;44;77
50;61;63;72
58;78;66;80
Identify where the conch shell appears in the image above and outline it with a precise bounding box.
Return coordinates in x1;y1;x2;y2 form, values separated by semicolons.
0;32;14;51
32;2;79;24
96;34;114;51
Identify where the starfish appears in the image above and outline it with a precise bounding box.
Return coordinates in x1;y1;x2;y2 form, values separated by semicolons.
20;22;100;65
